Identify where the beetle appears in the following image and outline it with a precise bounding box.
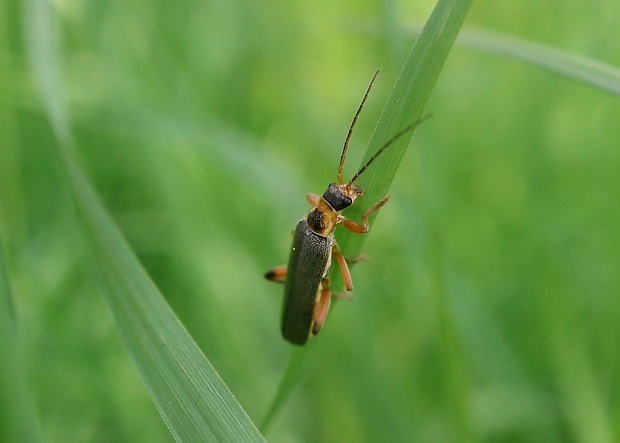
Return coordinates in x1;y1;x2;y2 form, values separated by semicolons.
265;70;425;345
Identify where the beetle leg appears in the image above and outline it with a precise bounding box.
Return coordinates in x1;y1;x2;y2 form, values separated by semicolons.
338;193;391;233
332;244;354;291
306;193;321;206
361;193;390;229
264;265;287;283
312;278;331;335
340;218;367;233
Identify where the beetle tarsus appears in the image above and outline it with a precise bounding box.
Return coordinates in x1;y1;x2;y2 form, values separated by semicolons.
265;265;287;283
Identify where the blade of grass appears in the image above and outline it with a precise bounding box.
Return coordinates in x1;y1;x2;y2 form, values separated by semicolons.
0;3;42;440
0;0;26;251
0;244;42;443
67;156;265;442
412;25;620;96
260;346;310;434
24;0;264;440
337;0;473;257
336;0;475;440
351;22;620;96
457;26;620;96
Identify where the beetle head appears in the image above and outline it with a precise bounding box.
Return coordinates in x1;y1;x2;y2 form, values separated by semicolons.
322;182;364;211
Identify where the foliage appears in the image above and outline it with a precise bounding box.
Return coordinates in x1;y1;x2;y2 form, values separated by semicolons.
1;0;619;441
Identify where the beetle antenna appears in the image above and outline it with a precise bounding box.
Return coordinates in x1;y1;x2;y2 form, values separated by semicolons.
348;114;432;185
337;69;380;185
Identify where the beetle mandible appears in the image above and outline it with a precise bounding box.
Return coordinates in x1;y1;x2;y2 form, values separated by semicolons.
265;69;425;345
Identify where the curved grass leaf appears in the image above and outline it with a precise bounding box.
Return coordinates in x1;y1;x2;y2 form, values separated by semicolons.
336;0;475;439
66;158;264;442
260;346;310;434
338;0;473;261
24;0;264;440
453;26;620;96
0;245;42;443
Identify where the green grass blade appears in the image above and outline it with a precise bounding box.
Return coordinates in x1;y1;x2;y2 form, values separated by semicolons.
338;0;473;257
0;245;42;443
335;0;475;439
446;26;620;96
260;346;309;434
0;3;41;440
24;0;264;440
67;161;265;442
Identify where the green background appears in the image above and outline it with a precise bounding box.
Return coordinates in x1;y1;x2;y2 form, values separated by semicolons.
2;0;619;441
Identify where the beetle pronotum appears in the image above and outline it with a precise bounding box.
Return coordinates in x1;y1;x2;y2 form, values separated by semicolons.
265;70;426;345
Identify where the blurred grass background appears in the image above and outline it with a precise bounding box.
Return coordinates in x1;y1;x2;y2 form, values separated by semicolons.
2;0;620;441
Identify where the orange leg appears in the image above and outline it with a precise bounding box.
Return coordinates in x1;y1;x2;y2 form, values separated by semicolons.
313;244;358;336
264;265;287;283
339;194;391;234
332;244;353;291
306;193;320;206
312;278;331;335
